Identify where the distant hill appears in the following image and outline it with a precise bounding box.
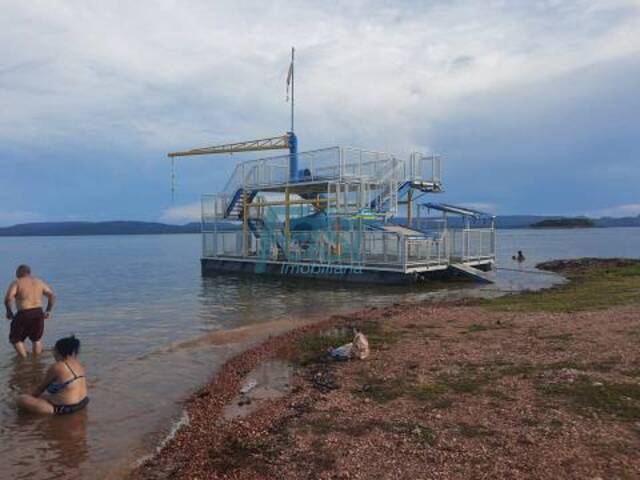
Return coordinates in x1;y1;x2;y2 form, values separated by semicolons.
495;215;561;229
531;218;595;228
496;215;640;229
0;221;201;237
0;215;638;237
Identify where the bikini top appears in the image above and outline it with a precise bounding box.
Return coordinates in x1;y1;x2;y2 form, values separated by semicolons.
46;361;84;395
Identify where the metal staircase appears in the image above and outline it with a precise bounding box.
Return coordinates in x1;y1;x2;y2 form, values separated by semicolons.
225;188;257;219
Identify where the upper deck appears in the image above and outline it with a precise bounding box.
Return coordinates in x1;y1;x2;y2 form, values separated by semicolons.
222;146;442;195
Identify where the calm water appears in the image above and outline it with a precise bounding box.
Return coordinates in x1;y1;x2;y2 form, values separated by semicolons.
0;227;638;479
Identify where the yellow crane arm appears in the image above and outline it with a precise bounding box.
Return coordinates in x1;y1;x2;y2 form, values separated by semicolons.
168;134;290;158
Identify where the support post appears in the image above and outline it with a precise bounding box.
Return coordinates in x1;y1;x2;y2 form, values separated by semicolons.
288;132;298;181
285;188;290;255
242;190;249;257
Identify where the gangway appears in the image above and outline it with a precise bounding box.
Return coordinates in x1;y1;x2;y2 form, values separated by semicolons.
448;263;493;284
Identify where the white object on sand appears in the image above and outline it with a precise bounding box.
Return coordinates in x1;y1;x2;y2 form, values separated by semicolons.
240;378;258;394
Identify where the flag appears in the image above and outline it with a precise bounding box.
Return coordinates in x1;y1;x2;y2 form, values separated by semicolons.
286;61;293;102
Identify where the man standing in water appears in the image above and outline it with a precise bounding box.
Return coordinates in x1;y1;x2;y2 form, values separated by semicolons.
4;265;56;358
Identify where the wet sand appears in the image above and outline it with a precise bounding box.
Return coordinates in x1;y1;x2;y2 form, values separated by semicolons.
132;259;640;479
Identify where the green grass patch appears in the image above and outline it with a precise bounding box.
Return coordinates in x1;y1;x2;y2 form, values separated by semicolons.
482;260;640;312
295;327;353;365
412;383;449;401
412;424;437;445
466;324;489;333
293;318;407;365
546;360;582;370
458;422;494;438
549;418;564;428
538;378;640;420
621;368;640;378
437;370;490;394
374;421;438;446
433;396;455;409
303;416;335;435
359;320;405;347
500;363;538;377
486;389;515;401
521;416;540;427
538;333;574;342
357;377;406;403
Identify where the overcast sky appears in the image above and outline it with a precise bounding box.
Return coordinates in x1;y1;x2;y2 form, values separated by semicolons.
1;0;639;225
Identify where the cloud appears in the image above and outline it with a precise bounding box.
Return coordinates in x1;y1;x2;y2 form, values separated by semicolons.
0;1;639;220
160;202;201;223
2;0;639;152
589;203;640;218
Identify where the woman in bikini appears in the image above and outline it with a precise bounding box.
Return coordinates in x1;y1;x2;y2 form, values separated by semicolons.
17;336;89;415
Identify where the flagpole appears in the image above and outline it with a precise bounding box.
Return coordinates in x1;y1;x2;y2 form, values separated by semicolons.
290;46;295;134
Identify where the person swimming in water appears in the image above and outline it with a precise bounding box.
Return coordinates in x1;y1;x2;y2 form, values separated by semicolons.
17;336;89;415
517;250;526;262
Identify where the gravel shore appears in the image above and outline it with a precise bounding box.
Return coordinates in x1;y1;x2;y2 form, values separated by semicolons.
133;259;640;479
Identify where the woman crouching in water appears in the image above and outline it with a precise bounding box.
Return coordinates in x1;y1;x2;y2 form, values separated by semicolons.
18;336;89;415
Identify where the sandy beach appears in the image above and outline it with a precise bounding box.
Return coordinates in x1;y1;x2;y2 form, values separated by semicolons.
133;258;640;479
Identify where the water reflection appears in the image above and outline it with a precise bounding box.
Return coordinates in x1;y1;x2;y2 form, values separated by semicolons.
17;411;89;479
7;355;47;396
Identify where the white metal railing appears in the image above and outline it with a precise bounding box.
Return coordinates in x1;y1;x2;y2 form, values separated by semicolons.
407;152;442;185
447;228;495;262
222;147;402;193
202;228;452;271
212;147;444;222
202;193;231;221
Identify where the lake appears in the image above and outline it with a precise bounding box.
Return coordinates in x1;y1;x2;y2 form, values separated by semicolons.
0;227;638;479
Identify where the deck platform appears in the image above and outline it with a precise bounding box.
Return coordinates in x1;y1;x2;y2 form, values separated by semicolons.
201;255;494;285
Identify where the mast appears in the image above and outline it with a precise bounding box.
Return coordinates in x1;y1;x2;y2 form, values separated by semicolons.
290;46;295;133
287;46;298;181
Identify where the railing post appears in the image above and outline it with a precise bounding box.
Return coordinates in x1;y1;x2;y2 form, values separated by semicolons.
465;229;469;260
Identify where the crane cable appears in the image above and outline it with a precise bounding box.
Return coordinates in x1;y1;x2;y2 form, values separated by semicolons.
171;156;176;203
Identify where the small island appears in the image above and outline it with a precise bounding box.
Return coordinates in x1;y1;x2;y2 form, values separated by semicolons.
530;217;595;228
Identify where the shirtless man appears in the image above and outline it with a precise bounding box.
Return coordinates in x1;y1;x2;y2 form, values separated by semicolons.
4;265;56;358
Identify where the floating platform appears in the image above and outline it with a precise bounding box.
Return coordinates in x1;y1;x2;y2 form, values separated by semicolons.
193;145;496;285
201;256;494;285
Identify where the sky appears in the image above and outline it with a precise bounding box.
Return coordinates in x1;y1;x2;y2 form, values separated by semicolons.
0;0;639;225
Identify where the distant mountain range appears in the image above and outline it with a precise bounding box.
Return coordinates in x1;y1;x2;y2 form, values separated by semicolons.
0;221;201;236
496;215;640;229
0;215;638;237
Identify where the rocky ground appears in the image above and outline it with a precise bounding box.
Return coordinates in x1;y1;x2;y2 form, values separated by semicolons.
133;258;640;479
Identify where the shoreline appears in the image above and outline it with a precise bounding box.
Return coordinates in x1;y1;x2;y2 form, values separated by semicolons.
132;258;640;479
132;312;358;478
